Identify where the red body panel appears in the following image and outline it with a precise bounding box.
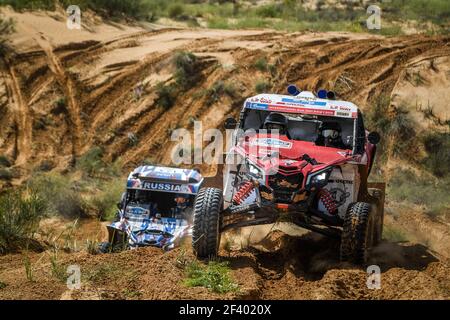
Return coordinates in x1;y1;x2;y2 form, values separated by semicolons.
233;133;362;189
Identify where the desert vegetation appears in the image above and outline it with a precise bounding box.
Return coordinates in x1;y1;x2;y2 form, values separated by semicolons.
365;95;450;220
1;0;448;34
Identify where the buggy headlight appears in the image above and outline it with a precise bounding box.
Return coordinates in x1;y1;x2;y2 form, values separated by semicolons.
306;168;332;189
247;162;262;179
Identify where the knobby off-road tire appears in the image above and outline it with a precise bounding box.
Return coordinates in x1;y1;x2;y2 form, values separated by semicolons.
192;188;223;259
368;188;384;246
340;202;375;264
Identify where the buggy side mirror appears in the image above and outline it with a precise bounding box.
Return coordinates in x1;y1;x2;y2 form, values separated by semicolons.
224;117;237;129
368;132;381;145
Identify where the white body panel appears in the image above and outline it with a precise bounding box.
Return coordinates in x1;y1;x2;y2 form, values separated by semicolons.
318;164;360;218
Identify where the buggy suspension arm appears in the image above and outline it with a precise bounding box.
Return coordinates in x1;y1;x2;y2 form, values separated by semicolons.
221;216;278;232
224;203;260;215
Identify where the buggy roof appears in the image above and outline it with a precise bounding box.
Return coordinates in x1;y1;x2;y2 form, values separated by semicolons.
244;92;359;119
126;166;203;194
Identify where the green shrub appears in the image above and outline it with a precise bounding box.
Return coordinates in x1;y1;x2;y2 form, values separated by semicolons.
253;57;268;72
76;146;105;177
50;251;67;282
35;160;55;172
168;3;185;19
255;4;283;18
23;254;33;281
0;14;15;33
0;192;47;254
51;97;67;115
255;80;270;93
365;97;419;170
54;191;87;219
378;25;404;37
207;17;230;29
383;0;450;24
205;81;237;105
79;0;152;19
173;51;200;89
184;260;238;293
85;239;99;255
365;95;391;134
0;15;14;55
155;82;176;109
89;178;123;220
389;105;418;157
388;169;450;217
422;132;450;177
0;168;12;180
0;155;11;167
0;0;56;11
85;262;119;282
27;172;88;219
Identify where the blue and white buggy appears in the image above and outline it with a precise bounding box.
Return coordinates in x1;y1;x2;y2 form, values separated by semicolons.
98;166;203;252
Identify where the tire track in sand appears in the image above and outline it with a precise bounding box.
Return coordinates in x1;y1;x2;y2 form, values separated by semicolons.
2;58;32;166
33;33;83;159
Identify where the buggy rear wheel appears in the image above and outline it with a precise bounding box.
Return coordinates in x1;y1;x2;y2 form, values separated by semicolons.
340;202;375;264
192;188;222;259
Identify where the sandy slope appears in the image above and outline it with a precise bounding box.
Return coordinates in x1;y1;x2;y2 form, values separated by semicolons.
0;10;449;300
1;10;449;177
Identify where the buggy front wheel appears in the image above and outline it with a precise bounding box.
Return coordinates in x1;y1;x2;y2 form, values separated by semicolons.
340;202;375;264
192;188;223;259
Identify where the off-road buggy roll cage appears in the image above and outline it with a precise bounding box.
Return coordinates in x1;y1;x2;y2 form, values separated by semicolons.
236;100;367;155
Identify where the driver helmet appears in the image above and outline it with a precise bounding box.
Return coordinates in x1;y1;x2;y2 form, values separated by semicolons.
174;193;189;206
319;121;342;141
263;113;288;135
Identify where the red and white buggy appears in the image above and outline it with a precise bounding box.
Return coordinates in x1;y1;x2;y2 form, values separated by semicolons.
192;87;384;264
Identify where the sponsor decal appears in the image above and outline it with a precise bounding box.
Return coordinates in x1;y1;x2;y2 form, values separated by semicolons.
335;111;350;117
245;99;357;118
281;98;326;106
126;207;149;215
260;97;272;104
328;187;351;207
127;179;141;188
250;138;292;149
329;179;354;184
142;182;183;191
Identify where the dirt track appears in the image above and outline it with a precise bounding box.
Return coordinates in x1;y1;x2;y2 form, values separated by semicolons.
0;227;448;300
0;11;449;300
